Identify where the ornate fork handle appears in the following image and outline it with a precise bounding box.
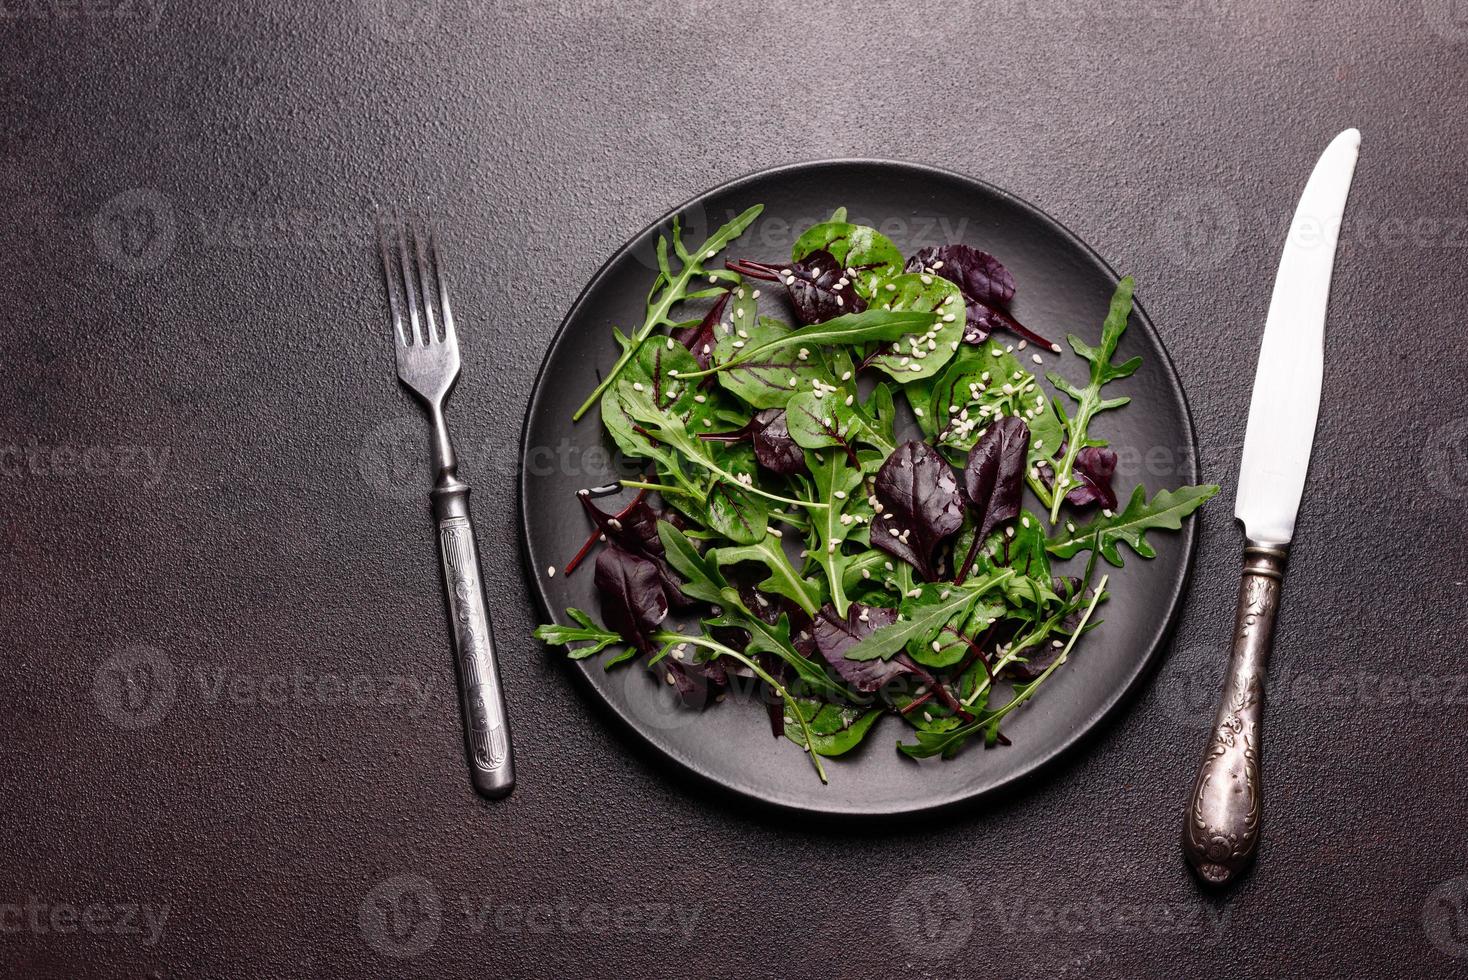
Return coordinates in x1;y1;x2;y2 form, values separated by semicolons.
1182;543;1286;885
434;477;514;799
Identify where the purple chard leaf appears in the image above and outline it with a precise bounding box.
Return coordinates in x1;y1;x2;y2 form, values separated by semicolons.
906;244;1057;350
671;290;731;370
727;249;866;326
577;489;691;606
750;409;807;476
955;417;1031;584
593;544;670;655
811;602;920;692
871;440;965;581
1065;446;1119;511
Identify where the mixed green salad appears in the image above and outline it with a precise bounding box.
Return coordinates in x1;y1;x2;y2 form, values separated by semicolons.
535;204;1217;782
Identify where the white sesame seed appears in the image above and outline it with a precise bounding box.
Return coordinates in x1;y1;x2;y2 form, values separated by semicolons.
789;376;798;387
668;369;679;377
942;313;956;323
1052;639;1064;648
884;561;894;571
885;283;896;291
1051;343;1063;353
732;340;745;349
1032;354;1043;365
780;268;791;276
888;528;900;538
834;490;847;499
861;568;871;579
769;528;783;538
991;348;1002;358
752;289;761;298
835;296;844;307
1021;516;1031;528
1005;344;1014;353
920;274;932;285
910;364;922;372
632;382;644;391
547;566;556;577
914;407;925;418
607;518;623;531
844;394;854;406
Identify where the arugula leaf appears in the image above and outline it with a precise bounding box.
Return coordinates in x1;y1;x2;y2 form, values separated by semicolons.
1045;277;1142;522
839;584;993;662
703;308;941;379
805;449;867;616
533;609;623;659
575;205;762;420
658;523;847;700
620;371;822;511
657;521;735;605
1046;483;1220;565
712;538;820;615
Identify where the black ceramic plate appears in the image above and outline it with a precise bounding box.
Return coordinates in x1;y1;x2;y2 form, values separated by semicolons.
519;160;1201;816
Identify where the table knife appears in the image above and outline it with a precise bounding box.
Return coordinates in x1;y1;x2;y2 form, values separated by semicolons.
1182;128;1361;885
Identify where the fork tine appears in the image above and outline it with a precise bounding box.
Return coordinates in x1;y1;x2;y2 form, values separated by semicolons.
376;211;407;346
429;224;456;345
398;218;425;345
411;219;440;344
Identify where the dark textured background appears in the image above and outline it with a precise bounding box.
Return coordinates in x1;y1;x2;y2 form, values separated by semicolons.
2;1;1466;977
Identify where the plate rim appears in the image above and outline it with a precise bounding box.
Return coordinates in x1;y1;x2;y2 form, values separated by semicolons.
517;158;1202;818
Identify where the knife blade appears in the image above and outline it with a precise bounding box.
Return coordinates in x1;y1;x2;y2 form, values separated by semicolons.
1235;127;1361;546
1182;129;1361;886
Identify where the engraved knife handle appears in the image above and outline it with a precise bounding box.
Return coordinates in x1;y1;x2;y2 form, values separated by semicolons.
432;481;514;799
1182;541;1286;885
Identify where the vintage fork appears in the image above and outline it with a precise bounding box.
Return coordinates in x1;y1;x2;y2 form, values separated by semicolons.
376;214;514;799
